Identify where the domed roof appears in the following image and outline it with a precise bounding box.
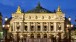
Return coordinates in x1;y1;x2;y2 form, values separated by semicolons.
26;2;55;13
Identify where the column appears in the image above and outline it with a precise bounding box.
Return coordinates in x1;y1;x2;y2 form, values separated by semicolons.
20;22;22;32
41;22;43;31
47;22;49;31
54;22;56;31
35;22;37;32
28;22;30;32
47;33;49;38
15;22;16;32
61;22;64;31
8;24;11;32
13;22;15;32
61;22;64;39
48;22;50;32
41;33;43;38
34;33;36;38
22;22;25;32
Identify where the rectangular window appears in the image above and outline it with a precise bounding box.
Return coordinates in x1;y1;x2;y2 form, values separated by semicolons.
44;26;47;31
25;26;27;31
58;26;61;30
17;26;20;30
50;26;53;31
37;26;41;31
31;26;34;31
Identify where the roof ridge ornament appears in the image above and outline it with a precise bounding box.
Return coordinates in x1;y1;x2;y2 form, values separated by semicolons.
56;6;63;14
36;2;42;9
16;5;21;14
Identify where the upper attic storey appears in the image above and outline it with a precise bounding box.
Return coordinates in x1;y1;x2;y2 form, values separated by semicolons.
26;2;55;13
15;2;63;14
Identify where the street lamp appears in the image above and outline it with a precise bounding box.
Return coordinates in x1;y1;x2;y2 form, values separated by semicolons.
5;17;8;21
67;17;73;42
2;24;9;42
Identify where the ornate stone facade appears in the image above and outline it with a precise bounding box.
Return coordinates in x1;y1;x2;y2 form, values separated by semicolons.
8;4;65;40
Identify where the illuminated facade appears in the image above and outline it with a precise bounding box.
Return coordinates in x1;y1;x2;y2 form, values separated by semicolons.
8;3;65;40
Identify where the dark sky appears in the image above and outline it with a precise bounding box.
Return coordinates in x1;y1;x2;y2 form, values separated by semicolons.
0;0;76;24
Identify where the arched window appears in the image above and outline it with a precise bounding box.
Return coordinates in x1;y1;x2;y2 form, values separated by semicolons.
58;23;61;30
37;25;41;31
16;22;20;30
23;34;27;38
30;34;34;38
17;25;20;30
25;26;27;31
37;34;40;38
50;26;54;31
31;26;34;31
49;34;53;38
44;34;47;38
44;26;47;31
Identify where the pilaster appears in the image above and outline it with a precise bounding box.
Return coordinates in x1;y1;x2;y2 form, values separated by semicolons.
28;22;30;32
48;22;50;32
41;22;43;31
15;22;16;32
54;22;56;32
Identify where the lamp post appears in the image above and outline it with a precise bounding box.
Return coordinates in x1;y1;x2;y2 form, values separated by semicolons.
2;17;9;42
2;24;9;42
67;17;73;42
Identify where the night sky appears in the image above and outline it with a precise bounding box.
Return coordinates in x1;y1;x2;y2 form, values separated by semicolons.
0;0;76;24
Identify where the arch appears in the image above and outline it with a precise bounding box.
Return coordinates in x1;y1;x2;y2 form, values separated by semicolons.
43;34;47;38
30;33;34;38
23;34;27;38
37;33;41;38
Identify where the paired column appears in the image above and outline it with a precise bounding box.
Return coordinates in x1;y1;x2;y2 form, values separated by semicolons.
61;22;64;31
48;22;50;32
41;22;43;31
28;22;30;32
54;22;56;32
13;22;15;32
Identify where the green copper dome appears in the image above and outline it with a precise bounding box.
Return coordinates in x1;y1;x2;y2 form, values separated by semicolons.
26;2;55;13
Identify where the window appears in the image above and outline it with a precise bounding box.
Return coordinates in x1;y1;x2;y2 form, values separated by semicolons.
25;26;27;31
44;26;47;31
50;26;54;31
31;26;34;31
11;25;13;31
30;34;34;38
49;16;51;19
58;26;61;30
44;34;47;38
29;16;31;19
37;34;40;38
36;16;37;19
17;26;20;30
58;23;61;30
49;34;52;38
37;26;41;31
23;34;27;38
42;16;44;19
